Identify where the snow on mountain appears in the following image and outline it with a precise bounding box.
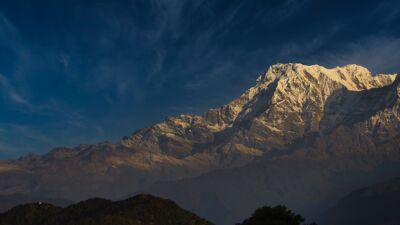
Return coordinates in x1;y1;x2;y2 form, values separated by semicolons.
0;63;399;208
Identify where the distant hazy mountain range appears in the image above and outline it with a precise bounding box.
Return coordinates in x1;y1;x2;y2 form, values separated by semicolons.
319;178;400;225
2;180;398;225
0;63;399;224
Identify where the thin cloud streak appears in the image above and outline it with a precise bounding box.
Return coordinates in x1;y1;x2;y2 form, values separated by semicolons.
0;73;30;106
0;0;399;158
310;37;400;74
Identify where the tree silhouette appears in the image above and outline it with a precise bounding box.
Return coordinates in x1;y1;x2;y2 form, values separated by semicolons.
236;205;317;225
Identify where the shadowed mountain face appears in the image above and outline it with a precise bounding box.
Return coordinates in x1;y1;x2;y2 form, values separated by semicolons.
0;63;399;224
0;194;213;225
146;157;400;225
319;178;400;225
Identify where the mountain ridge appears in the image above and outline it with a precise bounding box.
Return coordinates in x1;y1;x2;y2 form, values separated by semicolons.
0;63;399;224
319;177;400;225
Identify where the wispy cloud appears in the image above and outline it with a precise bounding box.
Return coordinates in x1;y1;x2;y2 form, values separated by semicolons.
0;73;30;106
146;0;186;41
255;0;311;26
0;73;69;115
59;52;70;71
145;49;166;83
0;12;34;110
371;0;400;24
183;61;236;90
0;12;19;45
1;0;400;159
0;124;56;156
309;37;400;74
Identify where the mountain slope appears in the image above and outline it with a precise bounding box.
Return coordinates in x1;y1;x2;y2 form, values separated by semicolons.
0;194;214;225
146;155;400;225
139;64;400;224
0;63;399;219
319;178;400;225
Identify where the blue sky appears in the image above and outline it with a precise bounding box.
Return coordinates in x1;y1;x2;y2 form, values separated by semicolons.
0;0;400;158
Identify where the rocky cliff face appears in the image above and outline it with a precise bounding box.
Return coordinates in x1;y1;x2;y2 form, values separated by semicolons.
0;63;399;215
122;63;399;163
141;64;400;224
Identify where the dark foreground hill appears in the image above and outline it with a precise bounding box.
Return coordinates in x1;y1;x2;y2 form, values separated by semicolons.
0;193;319;225
0;194;213;225
0;193;72;213
319;178;400;225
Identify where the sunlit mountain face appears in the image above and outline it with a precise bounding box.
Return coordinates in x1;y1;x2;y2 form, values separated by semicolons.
0;1;400;225
1;0;400;158
1;63;400;224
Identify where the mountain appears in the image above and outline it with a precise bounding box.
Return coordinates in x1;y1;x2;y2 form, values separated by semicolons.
142;63;400;224
319;178;400;225
0;194;213;225
145;153;400;225
0;63;399;224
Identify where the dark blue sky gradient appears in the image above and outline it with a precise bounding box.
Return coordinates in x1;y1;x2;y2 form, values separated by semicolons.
0;0;400;158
